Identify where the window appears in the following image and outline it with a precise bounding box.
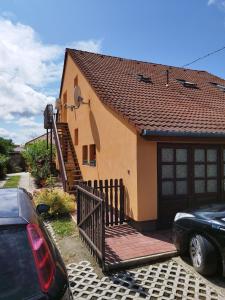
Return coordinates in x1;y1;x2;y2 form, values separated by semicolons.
161;147;188;196
63;91;67;105
74;76;78;87
82;146;88;165
194;148;218;194
89;144;96;166
159;145;219;197
137;74;152;83
74;128;78;145
177;79;198;89
210;82;225;92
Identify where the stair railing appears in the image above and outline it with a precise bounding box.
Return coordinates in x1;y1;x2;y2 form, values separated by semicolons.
52;114;68;191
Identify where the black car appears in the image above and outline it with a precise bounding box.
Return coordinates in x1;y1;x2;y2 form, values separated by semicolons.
173;204;225;276
0;188;72;300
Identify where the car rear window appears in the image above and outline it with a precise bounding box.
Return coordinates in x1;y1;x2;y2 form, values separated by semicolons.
0;225;42;300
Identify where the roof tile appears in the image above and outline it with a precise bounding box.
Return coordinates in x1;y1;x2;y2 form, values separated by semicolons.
67;49;225;135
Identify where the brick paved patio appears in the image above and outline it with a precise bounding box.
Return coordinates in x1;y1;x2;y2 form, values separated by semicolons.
105;224;177;265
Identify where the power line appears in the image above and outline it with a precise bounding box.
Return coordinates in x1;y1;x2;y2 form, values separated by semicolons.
182;45;225;68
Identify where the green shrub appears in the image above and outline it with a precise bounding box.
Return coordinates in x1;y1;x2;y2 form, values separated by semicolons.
22;140;56;185
34;188;75;217
0;154;9;179
45;175;56;188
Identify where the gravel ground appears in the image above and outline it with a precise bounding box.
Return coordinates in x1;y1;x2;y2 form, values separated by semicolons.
56;223;104;278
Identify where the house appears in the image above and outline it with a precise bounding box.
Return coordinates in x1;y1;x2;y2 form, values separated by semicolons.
56;48;225;230
25;133;54;147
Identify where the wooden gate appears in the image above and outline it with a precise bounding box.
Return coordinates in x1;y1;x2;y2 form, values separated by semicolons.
84;178;126;226
77;184;105;267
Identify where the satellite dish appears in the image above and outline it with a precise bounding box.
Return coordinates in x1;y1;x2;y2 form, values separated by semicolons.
74;86;83;108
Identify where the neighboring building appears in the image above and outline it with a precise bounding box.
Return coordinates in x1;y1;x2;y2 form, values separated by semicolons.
25;133;54;147
8;145;26;173
56;48;225;230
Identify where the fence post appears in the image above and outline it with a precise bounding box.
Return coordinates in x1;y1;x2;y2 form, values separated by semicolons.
77;188;80;225
101;195;105;269
119;178;124;224
105;180;109;226
114;179;118;225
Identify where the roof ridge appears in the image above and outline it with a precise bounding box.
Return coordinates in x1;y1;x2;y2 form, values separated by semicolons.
66;48;210;74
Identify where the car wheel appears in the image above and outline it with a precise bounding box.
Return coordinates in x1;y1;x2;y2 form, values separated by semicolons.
189;234;218;276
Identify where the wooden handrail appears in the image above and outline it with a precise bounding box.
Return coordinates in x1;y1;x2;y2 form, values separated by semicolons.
76;185;104;202
52;115;68;191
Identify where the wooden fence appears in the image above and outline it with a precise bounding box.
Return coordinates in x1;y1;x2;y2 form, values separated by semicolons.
83;178;126;226
76;184;105;266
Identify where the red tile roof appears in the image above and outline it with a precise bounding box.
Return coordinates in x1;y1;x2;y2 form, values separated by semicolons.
67;48;225;136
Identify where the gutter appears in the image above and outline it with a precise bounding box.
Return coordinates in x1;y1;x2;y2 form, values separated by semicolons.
141;129;225;138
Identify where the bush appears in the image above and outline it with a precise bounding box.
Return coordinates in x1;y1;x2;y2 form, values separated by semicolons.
22;140;56;186
0;137;16;177
0;154;9;179
34;188;75;217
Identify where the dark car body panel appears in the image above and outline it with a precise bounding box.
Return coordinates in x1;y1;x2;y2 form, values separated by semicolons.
0;188;70;300
173;203;225;276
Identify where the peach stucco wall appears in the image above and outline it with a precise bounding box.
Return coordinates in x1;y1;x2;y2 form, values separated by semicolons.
137;136;158;221
60;54;151;221
60;55;225;223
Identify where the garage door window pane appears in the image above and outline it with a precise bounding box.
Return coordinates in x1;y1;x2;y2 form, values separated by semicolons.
194;149;205;162
207;165;217;177
176;181;187;195
207;179;217;193
207;149;217;162
194;165;205;177
176;165;187;178
162;148;173;162
195;180;205;193
162;165;173;179
176;149;187;162
162;181;174;196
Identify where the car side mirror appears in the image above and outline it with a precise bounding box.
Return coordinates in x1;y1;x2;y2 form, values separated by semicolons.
36;203;50;214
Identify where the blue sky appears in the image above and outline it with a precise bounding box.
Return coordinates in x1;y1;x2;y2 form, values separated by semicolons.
0;0;225;144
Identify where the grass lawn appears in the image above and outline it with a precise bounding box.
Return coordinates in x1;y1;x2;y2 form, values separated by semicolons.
51;215;75;237
3;175;21;188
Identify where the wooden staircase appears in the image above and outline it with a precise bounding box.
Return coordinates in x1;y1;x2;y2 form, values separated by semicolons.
56;122;82;193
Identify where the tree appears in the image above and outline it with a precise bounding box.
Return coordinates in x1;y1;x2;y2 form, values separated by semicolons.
22;140;56;186
0;137;15;179
0;137;15;155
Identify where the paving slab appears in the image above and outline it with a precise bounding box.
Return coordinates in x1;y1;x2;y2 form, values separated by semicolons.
45;218;225;299
67;260;224;300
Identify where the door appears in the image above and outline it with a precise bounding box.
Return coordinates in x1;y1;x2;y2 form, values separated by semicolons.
192;146;220;207
158;144;222;228
158;145;189;228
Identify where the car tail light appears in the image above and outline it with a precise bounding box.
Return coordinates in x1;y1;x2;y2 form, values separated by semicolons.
27;223;55;292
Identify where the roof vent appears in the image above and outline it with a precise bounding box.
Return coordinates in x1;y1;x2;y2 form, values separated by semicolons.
210;82;225;92
177;79;198;89
138;74;152;83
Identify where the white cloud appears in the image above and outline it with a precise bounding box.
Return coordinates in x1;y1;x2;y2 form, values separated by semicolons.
69;39;102;53
208;0;216;5
208;0;225;7
15;117;42;128
0;128;17;139
0;16;102;144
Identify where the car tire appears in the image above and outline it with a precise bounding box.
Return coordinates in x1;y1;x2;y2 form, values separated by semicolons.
189;234;218;276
